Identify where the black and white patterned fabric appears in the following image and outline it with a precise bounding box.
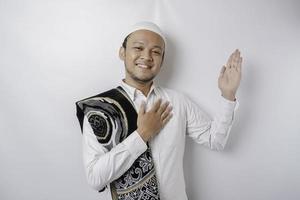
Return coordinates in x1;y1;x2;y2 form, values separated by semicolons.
76;87;160;200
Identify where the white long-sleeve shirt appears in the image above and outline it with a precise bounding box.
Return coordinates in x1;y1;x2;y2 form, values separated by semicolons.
82;81;238;200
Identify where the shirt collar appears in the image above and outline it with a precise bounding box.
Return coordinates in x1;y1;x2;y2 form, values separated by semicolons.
120;79;158;101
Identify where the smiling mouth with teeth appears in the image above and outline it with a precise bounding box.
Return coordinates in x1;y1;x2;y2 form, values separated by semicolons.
137;64;151;69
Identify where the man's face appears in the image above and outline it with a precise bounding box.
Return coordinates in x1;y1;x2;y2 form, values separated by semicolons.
119;30;165;84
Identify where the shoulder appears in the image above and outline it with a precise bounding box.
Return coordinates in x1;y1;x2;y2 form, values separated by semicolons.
155;86;185;99
76;93;99;106
156;86;201;109
155;86;189;109
76;88;120;106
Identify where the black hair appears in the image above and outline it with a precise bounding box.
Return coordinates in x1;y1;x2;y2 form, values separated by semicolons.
122;34;131;49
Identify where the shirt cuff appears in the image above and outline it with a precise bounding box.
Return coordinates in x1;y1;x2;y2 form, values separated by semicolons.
220;95;239;112
218;96;239;122
122;131;148;160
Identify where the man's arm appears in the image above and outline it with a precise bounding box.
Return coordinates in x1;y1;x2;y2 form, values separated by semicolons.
82;99;172;191
82;116;147;191
185;95;237;151
186;49;242;150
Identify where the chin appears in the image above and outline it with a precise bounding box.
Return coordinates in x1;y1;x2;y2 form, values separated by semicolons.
134;76;155;83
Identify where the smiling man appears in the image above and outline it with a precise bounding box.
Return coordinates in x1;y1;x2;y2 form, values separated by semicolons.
76;21;242;200
121;29;165;85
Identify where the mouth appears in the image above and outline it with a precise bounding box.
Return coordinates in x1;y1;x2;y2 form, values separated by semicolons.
136;63;152;69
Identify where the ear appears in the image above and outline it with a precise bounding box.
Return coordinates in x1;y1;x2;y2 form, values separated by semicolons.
119;47;125;61
160;52;165;67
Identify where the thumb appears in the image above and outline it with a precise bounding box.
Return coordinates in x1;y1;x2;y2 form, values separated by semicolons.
219;65;226;77
139;101;146;115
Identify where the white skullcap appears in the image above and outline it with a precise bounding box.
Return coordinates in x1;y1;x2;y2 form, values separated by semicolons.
123;21;167;46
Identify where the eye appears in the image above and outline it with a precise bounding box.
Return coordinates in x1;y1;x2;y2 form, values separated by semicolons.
152;50;161;55
133;46;143;51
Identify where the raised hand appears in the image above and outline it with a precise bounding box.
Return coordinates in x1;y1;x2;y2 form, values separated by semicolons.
137;99;173;142
218;49;242;101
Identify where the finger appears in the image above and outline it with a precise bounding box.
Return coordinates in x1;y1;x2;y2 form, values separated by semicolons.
219;65;226;77
151;98;162;112
139;101;146;115
161;105;173;120
226;53;233;68
237;57;242;71
227;50;237;68
232;49;240;68
157;101;170;114
162;113;173;126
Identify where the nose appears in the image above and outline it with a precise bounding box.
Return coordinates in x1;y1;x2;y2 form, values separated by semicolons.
140;50;153;61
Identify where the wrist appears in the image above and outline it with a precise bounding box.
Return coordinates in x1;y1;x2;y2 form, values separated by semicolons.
137;128;150;142
221;92;236;101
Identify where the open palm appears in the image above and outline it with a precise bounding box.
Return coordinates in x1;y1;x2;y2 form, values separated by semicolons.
218;49;242;101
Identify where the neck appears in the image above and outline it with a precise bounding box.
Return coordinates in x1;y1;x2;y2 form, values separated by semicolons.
123;78;153;97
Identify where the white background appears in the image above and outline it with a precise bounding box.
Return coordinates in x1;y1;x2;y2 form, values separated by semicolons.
1;0;300;199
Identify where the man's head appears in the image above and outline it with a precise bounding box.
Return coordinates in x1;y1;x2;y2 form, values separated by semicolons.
119;21;166;85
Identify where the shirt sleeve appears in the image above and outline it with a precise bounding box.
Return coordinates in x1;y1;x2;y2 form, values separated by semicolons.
185;95;238;151
82;116;148;191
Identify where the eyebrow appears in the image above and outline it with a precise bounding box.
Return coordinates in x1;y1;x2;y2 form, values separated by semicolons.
132;42;163;50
